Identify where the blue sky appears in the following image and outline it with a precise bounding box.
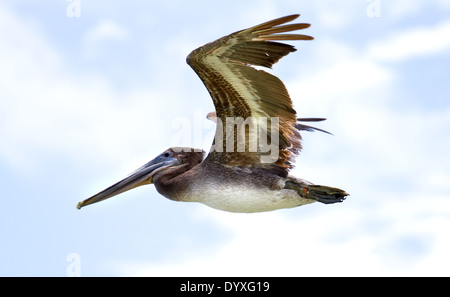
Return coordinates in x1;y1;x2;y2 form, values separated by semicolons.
1;0;450;276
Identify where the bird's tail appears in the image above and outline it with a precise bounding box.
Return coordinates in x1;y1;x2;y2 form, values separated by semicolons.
296;118;332;135
285;180;348;204
302;184;348;204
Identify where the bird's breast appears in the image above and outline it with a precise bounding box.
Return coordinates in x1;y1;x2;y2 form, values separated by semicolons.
175;181;315;213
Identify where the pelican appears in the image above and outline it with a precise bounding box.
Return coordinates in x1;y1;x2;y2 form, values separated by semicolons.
77;14;348;213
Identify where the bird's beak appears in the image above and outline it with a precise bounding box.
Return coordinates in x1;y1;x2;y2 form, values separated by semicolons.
77;156;179;209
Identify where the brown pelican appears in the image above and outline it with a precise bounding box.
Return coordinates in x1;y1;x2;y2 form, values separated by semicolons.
77;14;348;213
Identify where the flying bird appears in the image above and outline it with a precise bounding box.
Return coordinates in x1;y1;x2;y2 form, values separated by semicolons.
77;14;348;213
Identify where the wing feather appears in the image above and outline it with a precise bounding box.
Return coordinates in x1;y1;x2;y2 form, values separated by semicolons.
186;14;313;175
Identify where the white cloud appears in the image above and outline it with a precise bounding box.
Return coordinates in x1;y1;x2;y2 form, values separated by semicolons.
438;0;450;10
367;19;450;62
82;19;128;59
0;7;169;178
316;4;355;29
290;52;394;108
84;19;128;44
118;189;450;276
386;0;424;20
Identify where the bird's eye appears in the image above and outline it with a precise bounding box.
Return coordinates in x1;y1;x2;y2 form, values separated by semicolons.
163;152;170;158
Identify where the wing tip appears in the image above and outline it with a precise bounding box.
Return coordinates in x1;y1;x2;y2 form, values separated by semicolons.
251;15;313;41
284;14;301;21
252;14;302;31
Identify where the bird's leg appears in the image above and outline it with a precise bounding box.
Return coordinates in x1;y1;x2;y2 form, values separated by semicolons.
284;181;348;204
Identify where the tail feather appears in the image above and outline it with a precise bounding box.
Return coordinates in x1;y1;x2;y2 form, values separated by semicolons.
296;118;332;135
285;180;348;204
304;184;348;204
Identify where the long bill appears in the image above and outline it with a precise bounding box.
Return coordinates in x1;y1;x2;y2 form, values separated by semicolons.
77;156;179;209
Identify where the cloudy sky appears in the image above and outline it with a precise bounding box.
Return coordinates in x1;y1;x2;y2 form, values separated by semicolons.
1;0;450;276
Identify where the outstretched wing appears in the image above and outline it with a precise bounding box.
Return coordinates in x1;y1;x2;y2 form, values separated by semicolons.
186;14;313;176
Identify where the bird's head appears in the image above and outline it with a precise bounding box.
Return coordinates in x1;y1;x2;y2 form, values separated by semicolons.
77;147;204;209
